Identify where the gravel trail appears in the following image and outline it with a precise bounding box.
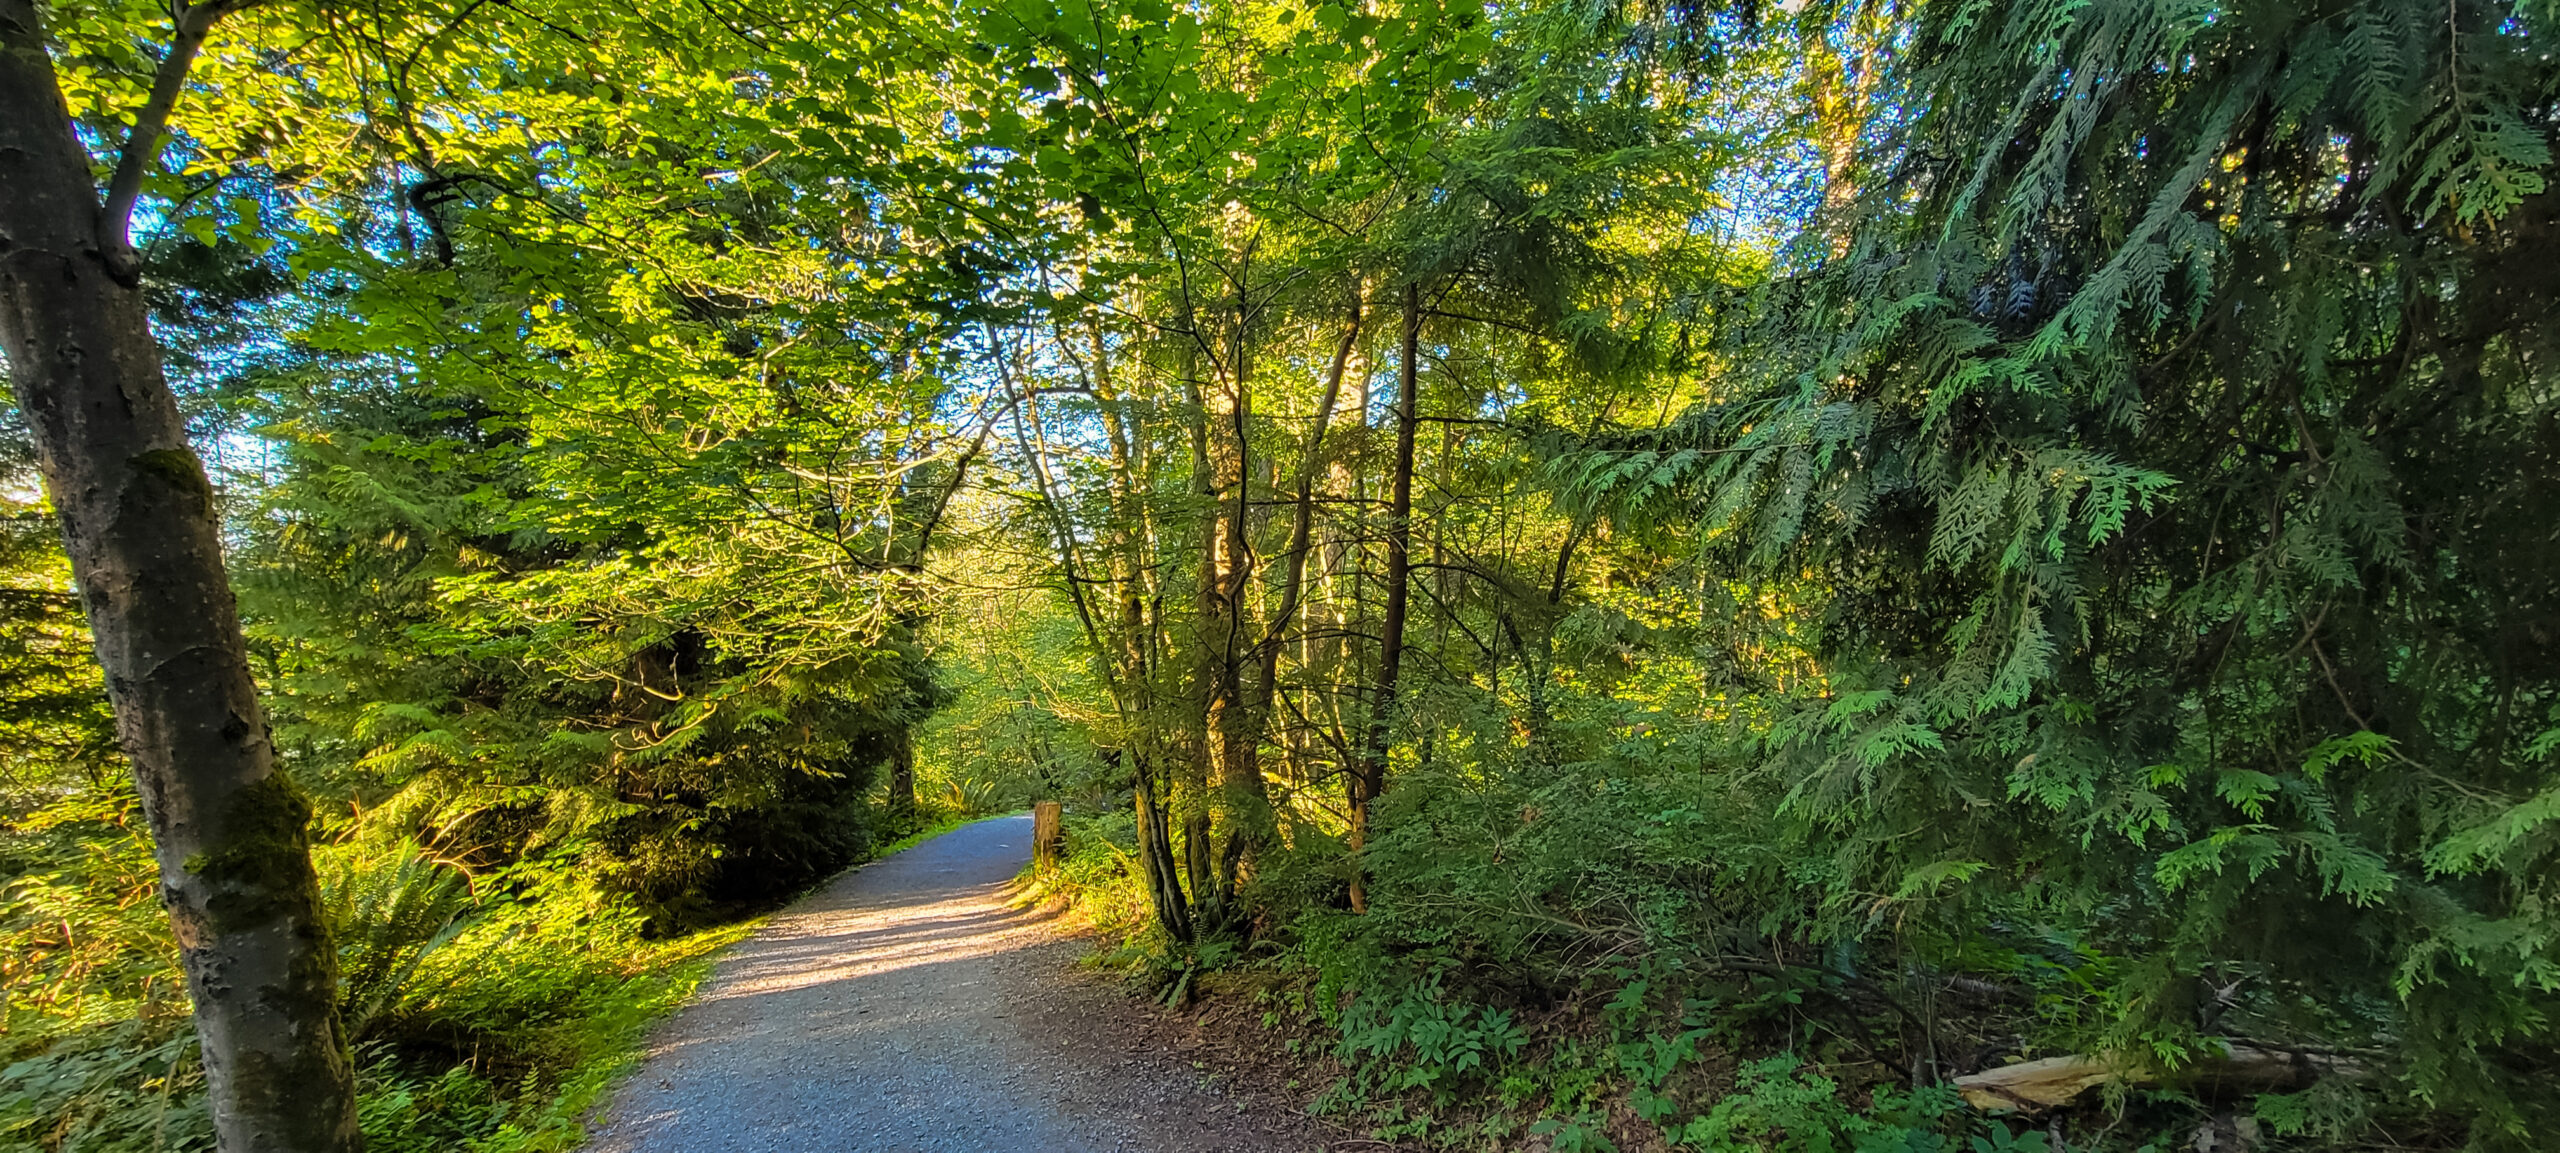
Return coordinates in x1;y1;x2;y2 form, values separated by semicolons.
585;814;1327;1153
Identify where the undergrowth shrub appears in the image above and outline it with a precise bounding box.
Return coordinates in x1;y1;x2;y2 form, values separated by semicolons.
1;788;200;1153
1672;1056;1969;1152
1019;805;1158;943
317;838;477;1040
0;782;752;1153
1035;728;2381;1152
1330;983;1531;1104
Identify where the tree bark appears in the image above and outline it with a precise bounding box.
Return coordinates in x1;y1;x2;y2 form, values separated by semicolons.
1074;320;1194;941
1349;284;1421;913
1803;8;1880;257
0;3;361;1149
1180;265;1282;930
1085;322;1193;941
887;728;917;833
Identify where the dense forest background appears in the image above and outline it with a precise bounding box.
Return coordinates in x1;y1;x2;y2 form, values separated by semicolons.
1;0;2554;1148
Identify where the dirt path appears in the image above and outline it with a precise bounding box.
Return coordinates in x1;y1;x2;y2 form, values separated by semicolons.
585;814;1330;1152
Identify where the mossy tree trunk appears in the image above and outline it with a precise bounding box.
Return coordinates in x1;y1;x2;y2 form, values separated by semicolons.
0;3;361;1149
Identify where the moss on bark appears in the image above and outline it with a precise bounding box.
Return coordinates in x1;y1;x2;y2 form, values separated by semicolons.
183;771;322;935
130;447;214;513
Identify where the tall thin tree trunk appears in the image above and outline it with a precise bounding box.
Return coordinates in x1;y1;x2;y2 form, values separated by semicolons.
0;3;360;1148
1076;317;1193;942
1331;331;1373;860
887;729;917;832
1349;284;1421;913
1252;290;1362;719
1192;268;1275;926
1173;313;1223;917
1130;750;1193;941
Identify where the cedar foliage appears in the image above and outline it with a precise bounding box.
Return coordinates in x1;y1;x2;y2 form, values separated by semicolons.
1563;0;2560;1135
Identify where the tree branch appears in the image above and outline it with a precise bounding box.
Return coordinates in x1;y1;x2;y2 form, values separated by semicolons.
97;0;258;284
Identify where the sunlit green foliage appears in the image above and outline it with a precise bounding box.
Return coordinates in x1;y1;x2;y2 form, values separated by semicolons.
0;497;114;812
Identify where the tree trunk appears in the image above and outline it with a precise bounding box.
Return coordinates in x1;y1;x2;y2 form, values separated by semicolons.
1349;284;1421;913
1196;348;1256;919
1090;322;1192;942
1186;268;1281;929
1251;290;1362;728
887;728;917;834
0;3;361;1149
1260;297;1359;798
1804;10;1879;256
1130;750;1194;941
1031;801;1065;872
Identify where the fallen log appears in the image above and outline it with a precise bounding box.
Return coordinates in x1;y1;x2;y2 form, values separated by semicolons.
1952;1054;2131;1112
1953;1044;2365;1112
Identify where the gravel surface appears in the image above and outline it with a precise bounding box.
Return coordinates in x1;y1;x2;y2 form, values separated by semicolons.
585;814;1332;1153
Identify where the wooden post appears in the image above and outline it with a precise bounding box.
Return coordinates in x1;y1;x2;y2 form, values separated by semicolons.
1032;801;1065;872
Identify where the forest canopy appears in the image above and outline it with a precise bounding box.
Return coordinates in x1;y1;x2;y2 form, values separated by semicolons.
0;0;2553;1148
